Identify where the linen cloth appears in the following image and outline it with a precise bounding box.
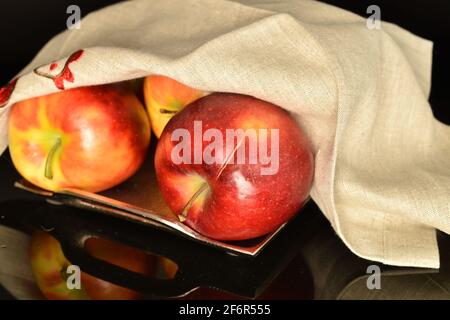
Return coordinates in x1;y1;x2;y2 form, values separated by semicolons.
0;0;449;268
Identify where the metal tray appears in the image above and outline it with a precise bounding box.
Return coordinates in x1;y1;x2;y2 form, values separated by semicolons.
14;142;293;257
0;199;317;298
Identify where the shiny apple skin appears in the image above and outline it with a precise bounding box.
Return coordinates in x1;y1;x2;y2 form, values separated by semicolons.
143;75;205;138
155;93;314;240
8;84;151;193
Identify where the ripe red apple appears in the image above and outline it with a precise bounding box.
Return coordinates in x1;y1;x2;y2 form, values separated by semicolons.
143;75;206;138
8;83;151;193
29;231;156;300
155;93;314;240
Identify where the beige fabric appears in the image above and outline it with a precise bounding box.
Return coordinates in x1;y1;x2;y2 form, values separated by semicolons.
0;0;448;268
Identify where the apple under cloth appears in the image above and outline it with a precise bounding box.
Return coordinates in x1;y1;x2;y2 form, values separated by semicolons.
0;0;448;268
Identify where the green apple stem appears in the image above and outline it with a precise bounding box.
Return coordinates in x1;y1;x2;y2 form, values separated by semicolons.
159;108;178;114
44;137;62;180
179;182;209;222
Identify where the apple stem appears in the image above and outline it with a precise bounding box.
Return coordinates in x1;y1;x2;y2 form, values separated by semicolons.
44;137;62;180
179;182;209;222
159;108;177;114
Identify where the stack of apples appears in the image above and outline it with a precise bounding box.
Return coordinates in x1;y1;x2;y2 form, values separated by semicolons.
8;75;314;299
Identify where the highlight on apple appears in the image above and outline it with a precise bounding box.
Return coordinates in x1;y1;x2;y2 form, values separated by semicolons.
170;121;280;176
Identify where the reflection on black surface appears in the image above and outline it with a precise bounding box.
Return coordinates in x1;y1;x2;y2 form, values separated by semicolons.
1;196;450;300
298;212;450;299
0;199;315;299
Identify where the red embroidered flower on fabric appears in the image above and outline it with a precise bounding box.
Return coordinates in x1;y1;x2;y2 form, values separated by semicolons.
0;78;18;108
34;49;84;90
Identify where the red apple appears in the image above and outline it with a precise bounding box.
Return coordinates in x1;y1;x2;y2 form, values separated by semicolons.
29;231;156;300
155;93;314;240
8;83;151;193
143;75;206;138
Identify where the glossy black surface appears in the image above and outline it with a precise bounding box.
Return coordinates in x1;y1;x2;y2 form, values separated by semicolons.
0;198;319;298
